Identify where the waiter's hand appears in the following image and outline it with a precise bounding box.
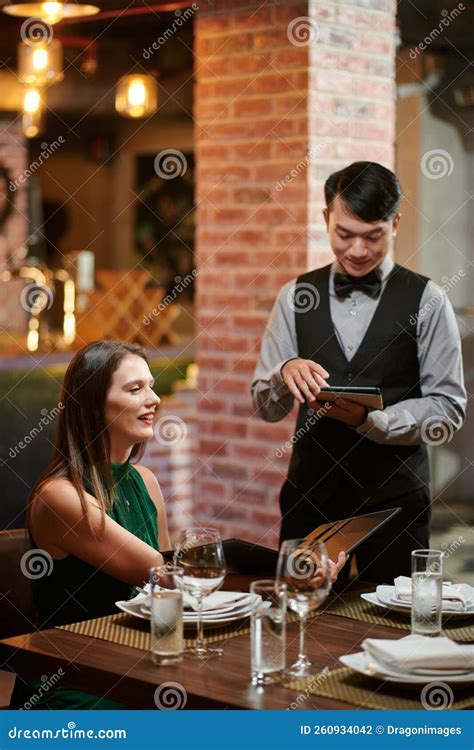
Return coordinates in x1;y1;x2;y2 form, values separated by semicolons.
281;358;329;404
324;398;367;428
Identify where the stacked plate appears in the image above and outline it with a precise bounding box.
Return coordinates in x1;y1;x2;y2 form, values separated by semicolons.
116;590;260;627
361;582;474;619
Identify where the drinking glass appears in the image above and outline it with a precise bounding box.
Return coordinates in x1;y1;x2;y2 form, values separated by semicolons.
411;549;443;637
276;540;332;678
173;527;226;658
250;579;287;685
149;565;183;665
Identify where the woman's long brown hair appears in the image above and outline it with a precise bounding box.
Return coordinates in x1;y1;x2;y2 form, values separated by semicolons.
27;340;149;538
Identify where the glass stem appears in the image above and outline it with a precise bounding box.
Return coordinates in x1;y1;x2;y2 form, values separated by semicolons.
298;615;307;661
196;596;205;652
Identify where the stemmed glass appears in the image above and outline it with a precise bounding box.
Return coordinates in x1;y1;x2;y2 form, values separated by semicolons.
276;540;332;678
173;527;226;659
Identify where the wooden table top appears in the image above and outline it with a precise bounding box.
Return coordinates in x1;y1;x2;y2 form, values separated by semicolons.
0;576;406;710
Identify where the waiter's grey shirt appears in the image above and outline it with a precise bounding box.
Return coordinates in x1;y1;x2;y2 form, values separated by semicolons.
251;256;466;445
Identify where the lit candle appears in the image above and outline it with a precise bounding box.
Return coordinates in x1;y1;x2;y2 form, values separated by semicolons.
76;250;95;292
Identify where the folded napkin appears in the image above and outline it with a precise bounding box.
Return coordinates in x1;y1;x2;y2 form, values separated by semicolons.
140;585;249;613
394;576;467;608
362;634;474;672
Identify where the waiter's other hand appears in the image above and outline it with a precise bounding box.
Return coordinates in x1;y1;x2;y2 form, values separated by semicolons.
281;358;329;404
329;551;348;582
324;398;367;428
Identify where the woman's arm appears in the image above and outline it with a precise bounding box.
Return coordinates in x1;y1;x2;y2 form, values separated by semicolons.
30;478;164;587
134;465;171;551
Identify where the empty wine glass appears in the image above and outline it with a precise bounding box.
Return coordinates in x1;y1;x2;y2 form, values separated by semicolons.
276;540;332;678
173;527;226;658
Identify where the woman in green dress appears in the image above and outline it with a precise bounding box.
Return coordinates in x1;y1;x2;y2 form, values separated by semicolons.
10;340;170;709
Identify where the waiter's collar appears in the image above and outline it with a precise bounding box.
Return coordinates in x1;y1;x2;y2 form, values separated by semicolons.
331;254;394;282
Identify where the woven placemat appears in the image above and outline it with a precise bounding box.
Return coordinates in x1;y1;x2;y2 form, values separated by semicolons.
57;611;252;650
285;668;474;710
324;591;474;643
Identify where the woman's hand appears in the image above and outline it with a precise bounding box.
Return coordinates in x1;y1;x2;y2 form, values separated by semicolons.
328;551;348;582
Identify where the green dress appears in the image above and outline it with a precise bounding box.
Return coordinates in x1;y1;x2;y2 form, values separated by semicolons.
10;462;160;710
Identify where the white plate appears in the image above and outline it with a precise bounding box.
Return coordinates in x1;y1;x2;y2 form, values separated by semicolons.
116;594;259;627
340;651;474;685
361;591;474;619
140;592;255;618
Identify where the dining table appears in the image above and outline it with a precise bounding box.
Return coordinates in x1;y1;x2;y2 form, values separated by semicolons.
0;576;472;710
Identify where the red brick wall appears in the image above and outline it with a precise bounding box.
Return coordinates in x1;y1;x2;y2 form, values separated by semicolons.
193;0;396;547
0;119;28;332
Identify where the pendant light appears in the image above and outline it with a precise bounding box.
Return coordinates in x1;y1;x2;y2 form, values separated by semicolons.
115;74;158;119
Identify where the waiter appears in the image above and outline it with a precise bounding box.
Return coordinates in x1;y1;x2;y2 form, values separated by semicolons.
251;161;466;583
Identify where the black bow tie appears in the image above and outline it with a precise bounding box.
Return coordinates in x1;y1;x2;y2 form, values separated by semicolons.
334;269;382;298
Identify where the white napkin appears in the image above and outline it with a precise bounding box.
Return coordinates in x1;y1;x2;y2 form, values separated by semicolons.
140;585;249;612
362;634;474;672
394;576;467;609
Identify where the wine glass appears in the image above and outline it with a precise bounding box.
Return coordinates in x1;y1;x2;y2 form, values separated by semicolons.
173;527;226;658
276;540;332;678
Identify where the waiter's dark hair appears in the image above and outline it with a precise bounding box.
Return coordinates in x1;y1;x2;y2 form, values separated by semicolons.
324;161;402;222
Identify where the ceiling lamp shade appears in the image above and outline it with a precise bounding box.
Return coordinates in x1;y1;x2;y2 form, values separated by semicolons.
115;74;158;119
3;2;100;24
22;87;44;138
18;38;63;85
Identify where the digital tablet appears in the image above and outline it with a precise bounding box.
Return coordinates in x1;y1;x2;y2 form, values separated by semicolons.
314;386;383;410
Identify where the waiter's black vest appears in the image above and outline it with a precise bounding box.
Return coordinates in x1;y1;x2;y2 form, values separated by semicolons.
287;263;430;506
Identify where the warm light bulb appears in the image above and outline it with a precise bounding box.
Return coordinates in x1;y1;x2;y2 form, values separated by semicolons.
24;88;42;113
32;47;48;71
41;2;64;24
128;80;146;106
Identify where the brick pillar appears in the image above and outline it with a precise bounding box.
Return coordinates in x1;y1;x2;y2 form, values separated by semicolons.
194;0;396;546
